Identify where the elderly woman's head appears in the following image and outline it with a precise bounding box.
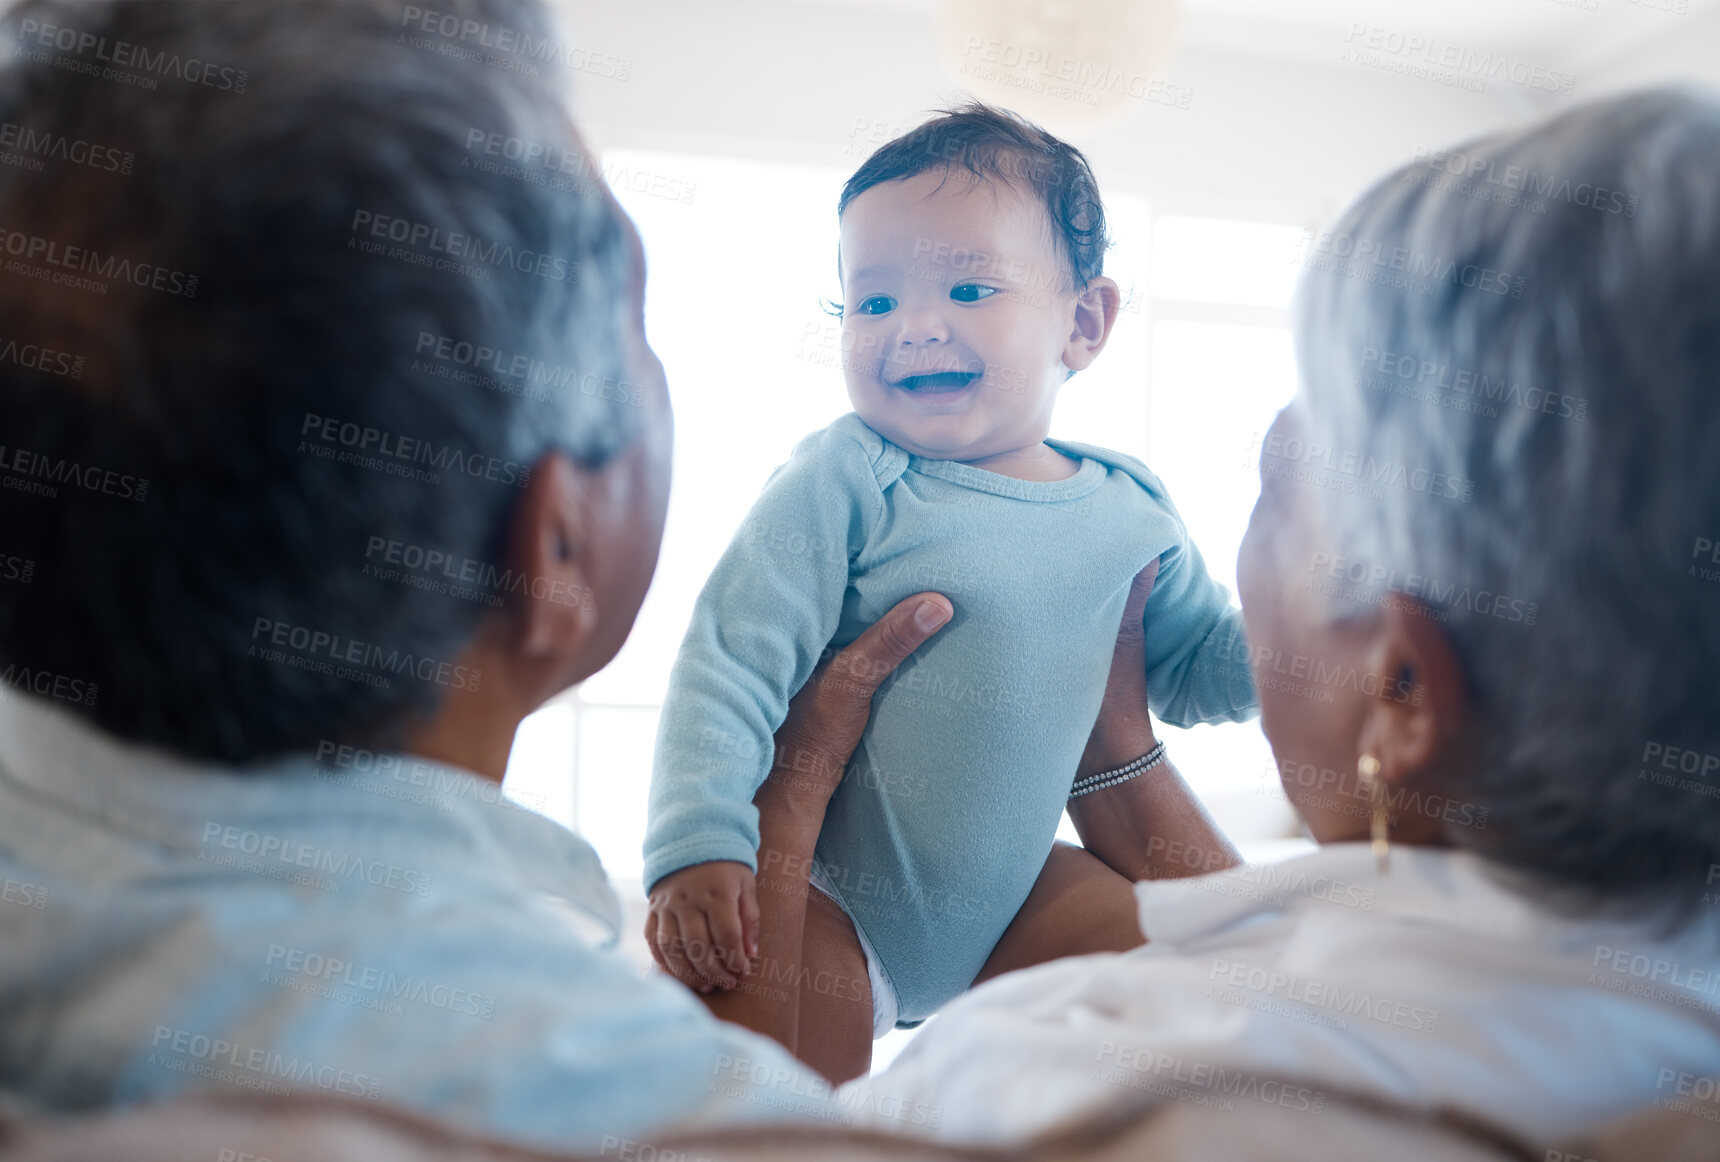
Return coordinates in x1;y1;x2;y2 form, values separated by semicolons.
1238;88;1720;915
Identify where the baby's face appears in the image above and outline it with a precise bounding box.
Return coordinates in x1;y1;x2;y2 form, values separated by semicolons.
837;172;1086;463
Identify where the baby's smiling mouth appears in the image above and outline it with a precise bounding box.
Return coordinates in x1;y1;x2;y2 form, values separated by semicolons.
888;370;982;393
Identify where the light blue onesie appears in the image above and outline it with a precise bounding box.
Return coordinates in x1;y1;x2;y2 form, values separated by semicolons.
643;413;1258;1025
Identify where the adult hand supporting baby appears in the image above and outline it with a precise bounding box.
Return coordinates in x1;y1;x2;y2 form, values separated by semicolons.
1068;560;1242;883
685;591;952;1059
764;591;955;811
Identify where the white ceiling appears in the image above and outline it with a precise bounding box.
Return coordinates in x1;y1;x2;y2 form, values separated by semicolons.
769;0;1717;77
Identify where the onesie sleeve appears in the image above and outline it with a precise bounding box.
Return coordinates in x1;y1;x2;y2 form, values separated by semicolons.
641;418;889;893
1141;528;1260;727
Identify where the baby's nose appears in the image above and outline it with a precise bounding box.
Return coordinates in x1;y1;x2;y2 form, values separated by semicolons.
893;304;950;345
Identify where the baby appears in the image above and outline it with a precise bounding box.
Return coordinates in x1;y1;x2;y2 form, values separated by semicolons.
643;103;1257;1062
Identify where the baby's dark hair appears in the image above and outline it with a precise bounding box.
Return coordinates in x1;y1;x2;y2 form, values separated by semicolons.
838;101;1109;292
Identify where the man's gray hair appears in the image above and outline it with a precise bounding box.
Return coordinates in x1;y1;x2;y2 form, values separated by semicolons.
0;0;642;761
1291;87;1720;915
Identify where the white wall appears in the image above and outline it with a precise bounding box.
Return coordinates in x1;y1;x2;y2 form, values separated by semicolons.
559;0;1539;230
1583;2;1720;94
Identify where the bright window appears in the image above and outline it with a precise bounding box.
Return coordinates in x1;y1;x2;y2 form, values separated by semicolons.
1149;216;1305;308
504;150;853;886
1129;217;1305;848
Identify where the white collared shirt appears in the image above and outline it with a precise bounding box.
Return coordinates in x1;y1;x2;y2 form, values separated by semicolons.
843;842;1720;1145
0;692;836;1151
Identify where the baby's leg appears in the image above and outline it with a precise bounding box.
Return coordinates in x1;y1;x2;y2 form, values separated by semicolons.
797;887;874;1082
972;841;1144;988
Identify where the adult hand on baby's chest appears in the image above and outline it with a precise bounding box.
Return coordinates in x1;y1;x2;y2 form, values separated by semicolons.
758;592;953;816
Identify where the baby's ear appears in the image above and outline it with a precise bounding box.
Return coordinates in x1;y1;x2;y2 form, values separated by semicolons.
1063;276;1122;372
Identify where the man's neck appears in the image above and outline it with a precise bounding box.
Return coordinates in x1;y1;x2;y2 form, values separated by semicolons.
403;633;532;786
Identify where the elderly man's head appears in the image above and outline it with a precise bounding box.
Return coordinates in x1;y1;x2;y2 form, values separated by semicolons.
0;0;670;761
1241;88;1720;915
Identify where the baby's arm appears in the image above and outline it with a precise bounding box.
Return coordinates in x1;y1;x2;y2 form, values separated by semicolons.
1139;521;1259;727
644;424;884;988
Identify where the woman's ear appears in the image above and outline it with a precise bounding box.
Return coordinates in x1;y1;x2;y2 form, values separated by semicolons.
1062;276;1122;373
1354;594;1474;833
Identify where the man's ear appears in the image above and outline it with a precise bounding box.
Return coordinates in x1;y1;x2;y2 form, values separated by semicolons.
1355;594;1472;803
1062;275;1122;373
508;450;601;658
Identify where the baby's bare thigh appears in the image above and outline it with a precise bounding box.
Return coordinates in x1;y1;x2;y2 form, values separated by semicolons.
973;841;1144;988
797;888;874;1083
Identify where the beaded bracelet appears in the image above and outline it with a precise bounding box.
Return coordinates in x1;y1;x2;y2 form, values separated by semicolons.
1068;740;1167;799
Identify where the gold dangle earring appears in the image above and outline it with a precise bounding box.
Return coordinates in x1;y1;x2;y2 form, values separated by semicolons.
1358;754;1389;874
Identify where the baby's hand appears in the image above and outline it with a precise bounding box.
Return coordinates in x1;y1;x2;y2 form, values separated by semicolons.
645;861;760;993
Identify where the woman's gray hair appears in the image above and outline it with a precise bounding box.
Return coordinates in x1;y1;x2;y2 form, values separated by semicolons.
1291;87;1720;916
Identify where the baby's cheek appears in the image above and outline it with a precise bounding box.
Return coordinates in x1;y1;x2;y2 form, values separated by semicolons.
982;364;1030;397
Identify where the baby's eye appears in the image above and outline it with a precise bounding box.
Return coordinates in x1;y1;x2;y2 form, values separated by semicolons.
856;295;897;316
950;283;999;304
